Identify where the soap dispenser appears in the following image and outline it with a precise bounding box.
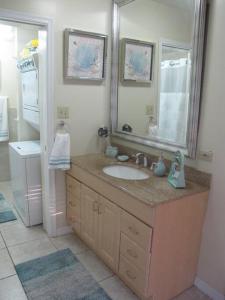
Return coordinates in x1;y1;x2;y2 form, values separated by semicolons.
168;150;186;188
151;152;166;177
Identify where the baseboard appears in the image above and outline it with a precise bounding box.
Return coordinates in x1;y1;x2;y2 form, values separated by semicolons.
55;225;72;236
195;277;225;300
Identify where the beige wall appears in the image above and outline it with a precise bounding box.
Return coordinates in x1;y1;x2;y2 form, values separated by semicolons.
196;0;225;295
0;0;224;295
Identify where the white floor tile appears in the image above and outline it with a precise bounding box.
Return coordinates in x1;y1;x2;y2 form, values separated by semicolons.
0;233;5;249
77;250;113;282
0;249;16;280
100;275;138;300
0;275;27;300
0;181;14;204
0;223;47;247
50;233;87;254
8;237;57;265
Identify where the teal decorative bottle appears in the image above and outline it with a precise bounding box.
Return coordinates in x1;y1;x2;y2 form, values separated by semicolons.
151;152;166;177
168;151;186;188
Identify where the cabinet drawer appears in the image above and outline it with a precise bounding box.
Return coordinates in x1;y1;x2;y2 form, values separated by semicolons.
67;192;81;220
120;233;150;271
121;210;152;251
66;175;81;199
119;255;148;297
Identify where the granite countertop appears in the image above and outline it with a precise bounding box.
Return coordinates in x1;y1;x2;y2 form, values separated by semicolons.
71;154;208;207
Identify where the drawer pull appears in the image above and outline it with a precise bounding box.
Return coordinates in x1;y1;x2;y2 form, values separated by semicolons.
69;201;76;207
127;248;138;259
128;226;139;235
126;270;136;280
68;184;72;189
92;201;99;212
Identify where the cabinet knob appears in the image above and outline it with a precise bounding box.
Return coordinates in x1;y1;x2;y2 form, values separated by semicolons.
126;270;136;280
69;201;76;207
128;225;139;235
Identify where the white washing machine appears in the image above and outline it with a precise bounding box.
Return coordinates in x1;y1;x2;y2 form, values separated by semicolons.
9;141;43;226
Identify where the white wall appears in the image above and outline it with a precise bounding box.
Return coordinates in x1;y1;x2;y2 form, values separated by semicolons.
0;0;224;295
0;24;18;181
16;25;40;141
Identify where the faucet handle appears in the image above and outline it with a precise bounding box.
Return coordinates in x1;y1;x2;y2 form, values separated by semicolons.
135;153;143;164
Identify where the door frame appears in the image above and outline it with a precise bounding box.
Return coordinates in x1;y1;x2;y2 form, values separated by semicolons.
0;8;57;236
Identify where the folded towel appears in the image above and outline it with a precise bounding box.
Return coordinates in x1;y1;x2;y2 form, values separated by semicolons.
49;132;71;170
0;96;9;142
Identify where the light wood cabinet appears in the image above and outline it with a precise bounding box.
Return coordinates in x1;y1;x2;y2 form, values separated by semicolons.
98;196;120;272
78;182;120;271
80;185;98;251
66;176;81;235
66;171;208;300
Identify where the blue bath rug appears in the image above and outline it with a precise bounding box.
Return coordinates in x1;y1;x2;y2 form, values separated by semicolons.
0;193;17;223
16;248;111;300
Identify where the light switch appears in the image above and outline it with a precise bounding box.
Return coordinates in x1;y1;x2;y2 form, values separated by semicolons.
197;150;213;162
57;106;69;119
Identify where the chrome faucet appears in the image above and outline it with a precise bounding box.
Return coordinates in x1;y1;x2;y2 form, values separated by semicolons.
134;153;148;167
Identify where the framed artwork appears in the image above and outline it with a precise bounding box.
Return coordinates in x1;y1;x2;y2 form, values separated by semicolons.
121;38;155;83
64;29;108;80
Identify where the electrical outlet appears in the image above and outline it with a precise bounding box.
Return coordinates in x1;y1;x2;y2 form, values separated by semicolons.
197;150;213;162
145;105;154;115
57;106;69;119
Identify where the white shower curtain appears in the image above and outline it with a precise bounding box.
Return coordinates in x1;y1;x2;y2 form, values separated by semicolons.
157;58;191;146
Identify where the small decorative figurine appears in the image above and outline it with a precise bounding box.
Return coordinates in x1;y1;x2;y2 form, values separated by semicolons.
151;152;166;177
168;151;186;188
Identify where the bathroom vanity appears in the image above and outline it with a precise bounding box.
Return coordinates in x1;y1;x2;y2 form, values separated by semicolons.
66;154;208;300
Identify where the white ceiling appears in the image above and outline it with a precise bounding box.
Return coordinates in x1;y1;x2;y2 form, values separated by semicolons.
151;0;195;12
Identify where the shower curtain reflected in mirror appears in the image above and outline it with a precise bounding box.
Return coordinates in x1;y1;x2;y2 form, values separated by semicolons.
156;45;191;146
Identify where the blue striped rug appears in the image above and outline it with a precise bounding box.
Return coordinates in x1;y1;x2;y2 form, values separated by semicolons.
16;248;111;300
0;193;17;223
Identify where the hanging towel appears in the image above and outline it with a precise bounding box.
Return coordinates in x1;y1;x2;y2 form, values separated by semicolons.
49;132;71;170
0;96;9;142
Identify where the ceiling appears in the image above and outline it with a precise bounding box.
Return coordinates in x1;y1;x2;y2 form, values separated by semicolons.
151;0;195;12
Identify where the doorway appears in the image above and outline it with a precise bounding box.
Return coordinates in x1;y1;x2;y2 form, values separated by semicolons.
0;10;55;236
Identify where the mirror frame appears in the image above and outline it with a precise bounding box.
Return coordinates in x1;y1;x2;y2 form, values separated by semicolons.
110;0;207;159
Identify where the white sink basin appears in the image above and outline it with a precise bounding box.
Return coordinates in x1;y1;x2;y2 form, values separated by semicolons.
103;165;149;180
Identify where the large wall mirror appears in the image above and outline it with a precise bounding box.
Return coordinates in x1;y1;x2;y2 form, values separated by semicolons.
111;0;207;158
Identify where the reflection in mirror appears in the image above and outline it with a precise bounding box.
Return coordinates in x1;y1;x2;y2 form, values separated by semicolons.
112;0;207;157
155;42;191;146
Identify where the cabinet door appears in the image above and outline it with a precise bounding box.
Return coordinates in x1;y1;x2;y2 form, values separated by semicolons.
98;195;120;272
66;175;81;235
81;185;98;251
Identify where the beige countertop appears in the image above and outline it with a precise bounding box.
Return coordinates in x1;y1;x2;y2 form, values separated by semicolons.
70;154;208;207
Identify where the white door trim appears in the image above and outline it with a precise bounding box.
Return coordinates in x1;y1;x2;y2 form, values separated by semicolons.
0;8;57;236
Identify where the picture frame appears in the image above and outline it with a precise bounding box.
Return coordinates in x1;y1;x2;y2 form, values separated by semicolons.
64;29;108;80
121;38;155;83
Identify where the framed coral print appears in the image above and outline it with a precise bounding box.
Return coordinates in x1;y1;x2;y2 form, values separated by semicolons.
64;29;108;80
121;38;155;83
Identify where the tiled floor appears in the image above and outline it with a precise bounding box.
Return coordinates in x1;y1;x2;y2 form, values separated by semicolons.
0;181;211;300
